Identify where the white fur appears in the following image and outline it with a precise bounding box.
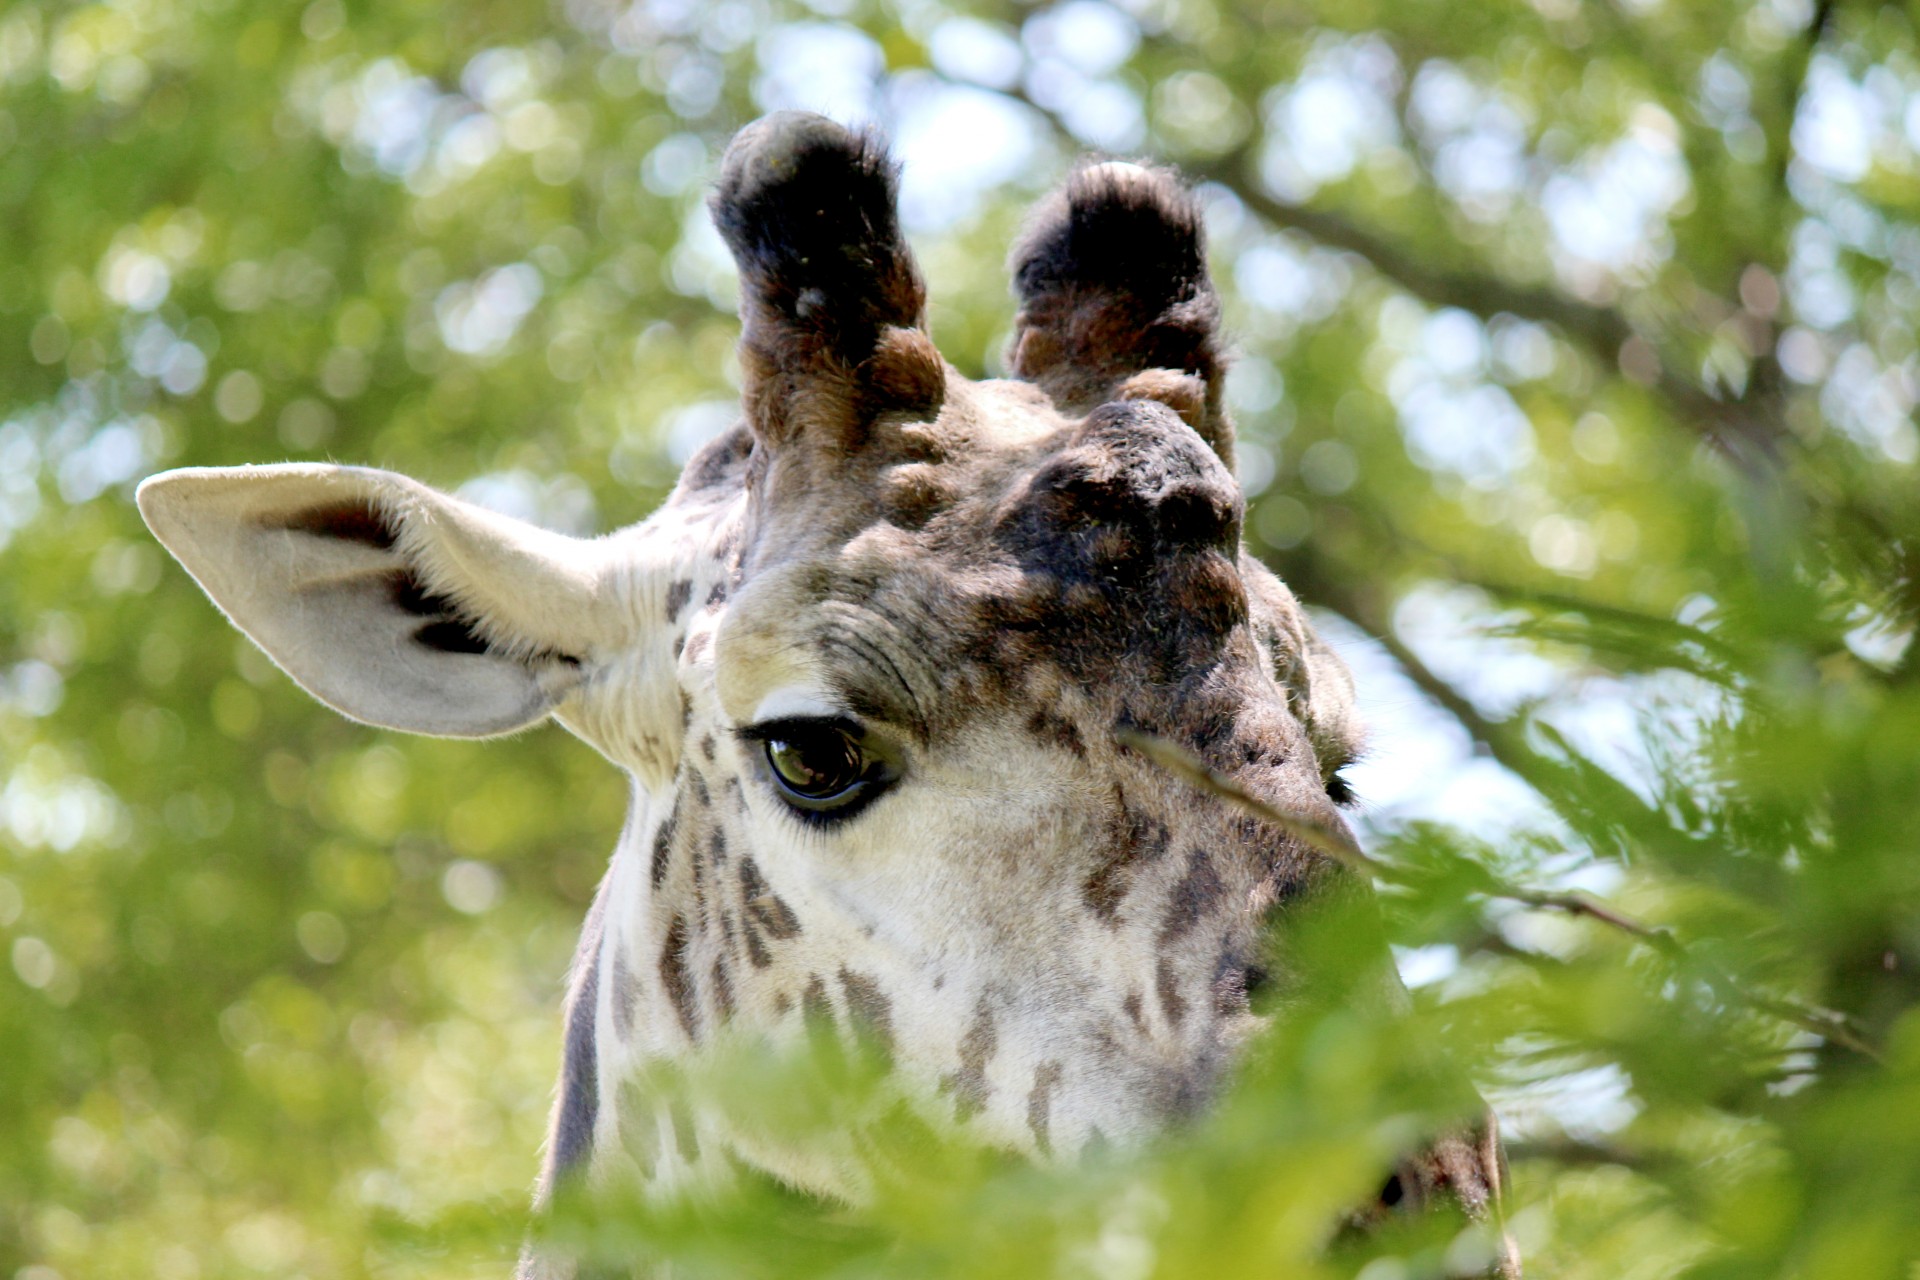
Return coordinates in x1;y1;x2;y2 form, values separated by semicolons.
136;465;641;738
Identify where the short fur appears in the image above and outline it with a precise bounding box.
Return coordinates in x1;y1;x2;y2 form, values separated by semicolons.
137;112;1516;1280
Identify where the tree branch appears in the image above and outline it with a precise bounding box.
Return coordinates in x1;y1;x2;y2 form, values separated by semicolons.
1505;1135;1667;1173
1365;621;1540;781
1771;0;1840;196
1121;730;1882;1063
1204;155;1789;466
1287;554;1546;785
1007;66;1792;466
1185;152;1632;359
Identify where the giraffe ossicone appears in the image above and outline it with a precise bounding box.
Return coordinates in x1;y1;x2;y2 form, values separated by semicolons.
138;111;1517;1277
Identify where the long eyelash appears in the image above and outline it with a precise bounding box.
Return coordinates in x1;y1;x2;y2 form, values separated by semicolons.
733;714;866;744
1326;771;1356;806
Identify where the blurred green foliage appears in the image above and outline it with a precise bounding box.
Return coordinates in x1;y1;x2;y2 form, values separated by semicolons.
3;0;1918;1276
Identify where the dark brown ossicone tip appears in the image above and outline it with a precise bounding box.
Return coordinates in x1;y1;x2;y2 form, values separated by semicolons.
1007;161;1230;458
1011;161;1211;320
710;111;926;361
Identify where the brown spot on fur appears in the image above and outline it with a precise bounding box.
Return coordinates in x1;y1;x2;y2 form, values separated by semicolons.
741;858;801;940
1158;848;1225;944
611;948;638;1043
772;989;792;1018
1080;788;1171;923
706;581;728;607
1167;552;1248;634
802;974;833;1028
712;958;735;1023
666;579;694;622
1239;734;1283;767
1027;1061;1063;1155
941;998;997;1122
549;890;606;1188
650;798;680;889
678;420;751;494
1026;707;1086;758
1122;990;1146;1033
688;826;707;913
1081;858;1132;924
1156;955;1187;1028
660;914;698;1040
743;919;773;969
1061;582;1104;615
838;968;895;1061
670;1097;699;1163
1085;525;1141;571
699;734;715;762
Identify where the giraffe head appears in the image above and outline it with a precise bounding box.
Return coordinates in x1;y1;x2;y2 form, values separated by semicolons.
139;113;1508;1256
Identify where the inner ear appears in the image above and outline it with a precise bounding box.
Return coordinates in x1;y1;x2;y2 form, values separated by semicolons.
279;499;473;648
710;112;943;446
1008;162;1231;463
138;465;616;739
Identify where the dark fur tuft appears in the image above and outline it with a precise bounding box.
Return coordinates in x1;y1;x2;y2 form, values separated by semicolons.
711;112;924;363
1012;163;1211;322
1008;162;1230;458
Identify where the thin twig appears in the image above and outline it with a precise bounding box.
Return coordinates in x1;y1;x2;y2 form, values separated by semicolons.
1115;727;1378;879
1119;729;1883;1063
1745;994;1882;1063
1497;887;1681;953
1505;1135;1667;1173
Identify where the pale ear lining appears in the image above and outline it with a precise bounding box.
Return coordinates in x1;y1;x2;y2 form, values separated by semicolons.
137;464;629;739
266;499;491;660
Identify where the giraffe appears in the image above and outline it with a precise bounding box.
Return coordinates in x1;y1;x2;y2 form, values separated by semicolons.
138;112;1516;1276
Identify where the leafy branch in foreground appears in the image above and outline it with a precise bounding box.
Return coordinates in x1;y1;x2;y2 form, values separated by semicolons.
1117;729;1882;1063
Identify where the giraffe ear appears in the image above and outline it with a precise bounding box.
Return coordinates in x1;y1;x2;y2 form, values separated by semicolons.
138;464;633;738
710;112;945;449
1009;162;1231;463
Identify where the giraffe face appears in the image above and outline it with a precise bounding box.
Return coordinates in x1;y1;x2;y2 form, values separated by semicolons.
576;114;1368;1170
137;113;1510;1270
661;384;1365;1158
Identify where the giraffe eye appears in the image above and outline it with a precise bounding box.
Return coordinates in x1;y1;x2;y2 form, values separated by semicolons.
742;717;900;821
767;729;864;799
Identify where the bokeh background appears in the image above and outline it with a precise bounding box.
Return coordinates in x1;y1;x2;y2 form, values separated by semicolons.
4;0;1919;1276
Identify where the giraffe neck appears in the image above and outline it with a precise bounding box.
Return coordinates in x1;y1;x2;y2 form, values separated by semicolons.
536;461;754;1198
